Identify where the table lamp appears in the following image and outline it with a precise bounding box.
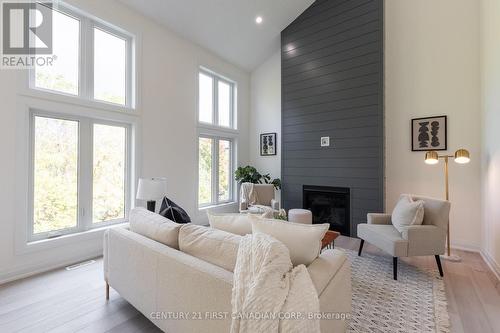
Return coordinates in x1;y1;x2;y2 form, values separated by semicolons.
136;178;167;212
424;148;470;261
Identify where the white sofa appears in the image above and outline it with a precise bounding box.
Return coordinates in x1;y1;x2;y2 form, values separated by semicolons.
104;226;351;333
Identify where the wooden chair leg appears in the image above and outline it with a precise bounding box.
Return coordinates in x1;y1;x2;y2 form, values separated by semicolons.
393;257;398;280
358;239;364;256
435;255;444;277
106;282;110;301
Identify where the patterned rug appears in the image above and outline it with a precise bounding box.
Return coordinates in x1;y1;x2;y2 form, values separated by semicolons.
342;249;451;333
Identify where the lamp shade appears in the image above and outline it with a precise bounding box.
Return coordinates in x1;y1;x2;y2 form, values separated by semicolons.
424;151;439;164
454;149;470;164
136;178;167;201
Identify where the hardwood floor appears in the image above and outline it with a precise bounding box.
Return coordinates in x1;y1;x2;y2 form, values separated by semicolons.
0;236;498;333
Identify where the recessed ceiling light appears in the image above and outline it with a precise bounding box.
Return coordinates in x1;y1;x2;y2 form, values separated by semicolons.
255;16;263;24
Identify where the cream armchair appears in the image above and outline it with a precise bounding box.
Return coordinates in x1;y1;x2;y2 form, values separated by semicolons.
239;183;279;212
357;195;451;280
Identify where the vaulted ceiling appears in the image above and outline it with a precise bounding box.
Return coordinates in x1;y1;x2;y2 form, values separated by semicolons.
118;0;315;71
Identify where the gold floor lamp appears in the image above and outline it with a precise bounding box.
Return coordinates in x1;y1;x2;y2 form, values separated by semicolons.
424;148;470;262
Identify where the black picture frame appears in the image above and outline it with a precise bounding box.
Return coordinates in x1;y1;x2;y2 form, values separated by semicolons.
260;133;277;156
411;115;447;151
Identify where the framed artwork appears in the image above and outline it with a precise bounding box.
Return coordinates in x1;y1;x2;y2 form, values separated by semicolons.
411;116;447;151
260;133;277;156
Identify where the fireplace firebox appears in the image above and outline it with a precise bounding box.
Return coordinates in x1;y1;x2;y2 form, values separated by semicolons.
303;185;350;236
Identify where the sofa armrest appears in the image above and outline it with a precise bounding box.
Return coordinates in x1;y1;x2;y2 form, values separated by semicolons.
402;225;446;256
367;213;392;225
308;249;351;333
271;199;280;210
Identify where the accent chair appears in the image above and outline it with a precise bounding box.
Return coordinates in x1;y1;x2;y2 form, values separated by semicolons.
357;195;451;280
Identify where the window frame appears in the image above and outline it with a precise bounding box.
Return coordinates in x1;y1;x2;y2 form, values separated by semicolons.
28;109;132;242
28;3;135;109
198;68;236;129
197;135;235;209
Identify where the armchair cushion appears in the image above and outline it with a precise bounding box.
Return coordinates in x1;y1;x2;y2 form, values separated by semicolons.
357;224;408;257
391;195;425;233
402;225;446;256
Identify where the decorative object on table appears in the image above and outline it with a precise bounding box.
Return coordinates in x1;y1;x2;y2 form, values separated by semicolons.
260;132;277;156
424;148;470;261
234;165;281;189
345;249;450;333
411;115;447;151
288;208;313;224
136;177;167;212
358;194;450;280
158;196;191;224
275;209;288;221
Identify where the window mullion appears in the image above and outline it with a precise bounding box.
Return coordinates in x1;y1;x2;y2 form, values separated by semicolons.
213;138;219;205
79;118;93;231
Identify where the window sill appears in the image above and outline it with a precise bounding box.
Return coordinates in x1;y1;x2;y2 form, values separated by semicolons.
17;222;129;255
198;201;237;212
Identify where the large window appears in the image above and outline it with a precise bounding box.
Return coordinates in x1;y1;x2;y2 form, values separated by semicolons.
31;4;133;108
198;69;235;128
198;68;237;208
31;113;130;241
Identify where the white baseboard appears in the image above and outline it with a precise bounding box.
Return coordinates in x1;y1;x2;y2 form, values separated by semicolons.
480;250;500;282
0;251;102;285
450;241;480;253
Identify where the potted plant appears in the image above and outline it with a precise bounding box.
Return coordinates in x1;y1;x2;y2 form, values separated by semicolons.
234;165;281;190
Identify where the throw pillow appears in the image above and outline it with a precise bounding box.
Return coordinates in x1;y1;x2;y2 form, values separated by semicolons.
179;224;241;272
250;215;329;266
391;195;425;233
129;207;183;249
208;212;252;236
158;196;191;224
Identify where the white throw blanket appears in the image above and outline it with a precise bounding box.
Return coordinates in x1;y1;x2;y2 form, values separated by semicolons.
231;233;321;333
240;183;258;207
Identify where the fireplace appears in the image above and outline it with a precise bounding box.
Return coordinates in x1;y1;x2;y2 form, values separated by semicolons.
303;185;350;236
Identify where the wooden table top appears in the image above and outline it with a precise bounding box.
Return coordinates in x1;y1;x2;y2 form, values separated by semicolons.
321;230;340;249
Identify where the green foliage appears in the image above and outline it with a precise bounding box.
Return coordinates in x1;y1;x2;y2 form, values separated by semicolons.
234;165;282;190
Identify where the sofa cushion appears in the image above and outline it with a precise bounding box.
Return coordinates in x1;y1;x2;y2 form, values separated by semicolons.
250;215;329;266
179;224;241;272
208;212;252;236
391;194;425;233
129;207;182;249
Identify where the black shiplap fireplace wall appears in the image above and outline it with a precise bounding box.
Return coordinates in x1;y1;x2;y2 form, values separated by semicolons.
281;0;384;237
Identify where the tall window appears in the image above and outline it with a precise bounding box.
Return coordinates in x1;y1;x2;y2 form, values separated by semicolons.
31;113;130;240
32;4;133;108
198;69;236;207
198;70;235;128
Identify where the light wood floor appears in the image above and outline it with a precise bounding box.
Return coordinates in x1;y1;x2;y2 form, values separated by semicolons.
0;236;498;333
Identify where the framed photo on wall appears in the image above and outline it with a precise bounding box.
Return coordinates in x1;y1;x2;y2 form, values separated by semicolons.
260;133;277;156
411;115;447;151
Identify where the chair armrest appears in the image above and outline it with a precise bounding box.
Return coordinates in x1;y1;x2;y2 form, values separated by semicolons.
402;225;446;256
239;200;248;212
367;213;391;225
271;199;280;210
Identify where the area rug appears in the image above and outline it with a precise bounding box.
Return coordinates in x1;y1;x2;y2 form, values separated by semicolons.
342;249;451;333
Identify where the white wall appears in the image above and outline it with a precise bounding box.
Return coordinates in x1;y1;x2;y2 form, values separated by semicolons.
480;0;500;277
385;0;482;250
249;51;282;199
0;0;250;283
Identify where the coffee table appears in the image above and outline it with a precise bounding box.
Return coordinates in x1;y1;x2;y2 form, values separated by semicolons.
321;230;340;250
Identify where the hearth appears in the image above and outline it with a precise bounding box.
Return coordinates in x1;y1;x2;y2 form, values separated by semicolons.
303;185;350;236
